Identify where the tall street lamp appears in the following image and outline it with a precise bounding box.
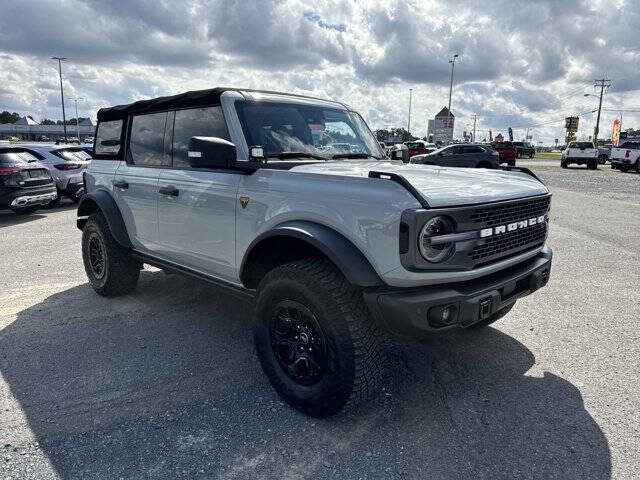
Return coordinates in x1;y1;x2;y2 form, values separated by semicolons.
52;56;68;142
407;88;413;135
70;97;85;141
447;54;459;142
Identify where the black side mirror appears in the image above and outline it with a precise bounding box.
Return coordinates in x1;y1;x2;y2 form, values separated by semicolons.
188;136;236;169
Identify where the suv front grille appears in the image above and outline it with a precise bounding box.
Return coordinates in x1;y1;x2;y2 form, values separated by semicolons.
469;196;550;227
469;223;547;265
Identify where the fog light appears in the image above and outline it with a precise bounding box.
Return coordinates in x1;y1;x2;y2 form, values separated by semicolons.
428;304;458;328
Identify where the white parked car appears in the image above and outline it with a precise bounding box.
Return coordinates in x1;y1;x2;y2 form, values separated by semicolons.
21;144;91;205
561;141;598;169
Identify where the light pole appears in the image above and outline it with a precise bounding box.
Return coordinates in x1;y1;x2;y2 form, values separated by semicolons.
447;54;459;142
52;57;68;142
70;97;85;141
407;88;413;136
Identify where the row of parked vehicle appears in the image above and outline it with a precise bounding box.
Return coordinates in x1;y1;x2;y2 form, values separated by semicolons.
384;139;529;168
0;143;91;215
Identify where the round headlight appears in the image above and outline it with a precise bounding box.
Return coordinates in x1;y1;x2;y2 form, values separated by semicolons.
419;216;455;263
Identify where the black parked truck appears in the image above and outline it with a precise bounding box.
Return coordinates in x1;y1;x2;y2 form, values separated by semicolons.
513;142;535;158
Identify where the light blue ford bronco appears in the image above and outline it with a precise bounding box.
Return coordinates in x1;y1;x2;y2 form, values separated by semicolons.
77;88;552;416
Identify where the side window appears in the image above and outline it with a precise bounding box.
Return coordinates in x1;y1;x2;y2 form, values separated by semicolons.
172;106;229;169
129;112;168;166
95;120;123;156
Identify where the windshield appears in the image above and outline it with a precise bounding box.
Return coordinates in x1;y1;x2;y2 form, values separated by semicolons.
235;101;384;160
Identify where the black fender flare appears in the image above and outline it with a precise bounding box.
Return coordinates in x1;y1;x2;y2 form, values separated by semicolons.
76;190;132;249
240;221;384;288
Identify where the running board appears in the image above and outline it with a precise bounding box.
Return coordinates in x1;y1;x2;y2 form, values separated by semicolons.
130;252;255;301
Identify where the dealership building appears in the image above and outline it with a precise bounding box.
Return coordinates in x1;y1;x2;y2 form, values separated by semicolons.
0;116;96;142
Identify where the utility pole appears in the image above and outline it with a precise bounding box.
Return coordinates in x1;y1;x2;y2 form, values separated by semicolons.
471;114;478;142
71;97;85;141
447;54;459;142
407;88;413;136
52;56;68;142
593;78;611;145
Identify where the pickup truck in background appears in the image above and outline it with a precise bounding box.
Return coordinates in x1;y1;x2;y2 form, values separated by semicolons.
404;140;436;159
597;144;612;165
610;140;640;172
561;141;598;170
513;141;535;158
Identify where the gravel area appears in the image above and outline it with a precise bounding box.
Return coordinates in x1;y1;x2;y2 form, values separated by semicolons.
1;164;638;479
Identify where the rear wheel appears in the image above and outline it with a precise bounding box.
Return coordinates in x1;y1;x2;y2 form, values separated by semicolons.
561;160;568;168
11;205;39;215
82;213;140;297
598;154;608;165
620;165;629;173
635;159;640;173
508;160;516;166
588;162;597;170
253;258;387;417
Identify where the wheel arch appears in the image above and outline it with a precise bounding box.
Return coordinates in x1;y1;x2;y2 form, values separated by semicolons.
240;221;384;289
76;190;132;249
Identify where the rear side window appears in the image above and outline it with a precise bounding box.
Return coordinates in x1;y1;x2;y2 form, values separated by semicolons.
171;106;229;169
462;146;484;154
95;120;124;156
54;148;91;162
0;149;40;164
574;142;594;149
129;112;168;166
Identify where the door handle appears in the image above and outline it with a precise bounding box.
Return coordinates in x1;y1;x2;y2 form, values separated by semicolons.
112;179;129;189
158;185;179;197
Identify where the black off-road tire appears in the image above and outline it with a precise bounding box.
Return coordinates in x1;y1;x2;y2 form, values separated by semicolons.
82;213;140;297
598;154;608;165
467;302;516;329
254;258;387;417
588;162;597;170
561;160;568;168
620;165;629;173
508;160;516;166
11;205;39;215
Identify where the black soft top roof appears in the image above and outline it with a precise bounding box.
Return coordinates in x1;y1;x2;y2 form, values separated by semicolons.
97;87;345;122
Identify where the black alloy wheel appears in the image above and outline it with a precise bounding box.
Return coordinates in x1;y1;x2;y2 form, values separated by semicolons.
269;300;328;386
87;232;106;279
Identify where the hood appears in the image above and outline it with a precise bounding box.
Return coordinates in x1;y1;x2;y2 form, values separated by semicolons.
290;161;548;208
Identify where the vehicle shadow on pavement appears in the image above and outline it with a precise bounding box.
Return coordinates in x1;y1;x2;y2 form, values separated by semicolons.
0;212;47;226
1;271;611;479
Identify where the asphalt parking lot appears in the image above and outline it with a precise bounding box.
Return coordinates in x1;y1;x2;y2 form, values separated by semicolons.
1;160;638;480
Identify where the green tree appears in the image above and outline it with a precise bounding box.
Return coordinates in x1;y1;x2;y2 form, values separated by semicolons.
0;111;21;124
40;118;57;125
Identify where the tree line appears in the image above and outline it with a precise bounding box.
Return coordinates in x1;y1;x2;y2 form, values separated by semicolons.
0;110;86;125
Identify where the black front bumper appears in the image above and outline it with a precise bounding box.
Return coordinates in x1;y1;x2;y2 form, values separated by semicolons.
364;248;552;336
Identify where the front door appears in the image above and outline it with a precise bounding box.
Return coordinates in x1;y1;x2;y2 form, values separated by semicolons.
112;111;169;251
156;106;241;283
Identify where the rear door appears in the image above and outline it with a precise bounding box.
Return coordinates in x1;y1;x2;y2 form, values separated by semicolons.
156;106;241;282
460;145;485;166
112;111;169;251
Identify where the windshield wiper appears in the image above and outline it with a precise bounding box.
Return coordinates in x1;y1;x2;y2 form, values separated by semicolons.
271;152;326;160
331;153;380;160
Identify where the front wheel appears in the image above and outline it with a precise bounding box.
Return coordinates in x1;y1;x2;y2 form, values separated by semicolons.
82;213;140;297
588;162;598;170
254;259;387;417
598;155;608;165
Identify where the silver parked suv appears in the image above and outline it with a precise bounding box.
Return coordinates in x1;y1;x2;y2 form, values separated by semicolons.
77;88;553;417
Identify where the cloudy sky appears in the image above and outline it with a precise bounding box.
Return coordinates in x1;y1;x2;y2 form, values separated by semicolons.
1;0;639;144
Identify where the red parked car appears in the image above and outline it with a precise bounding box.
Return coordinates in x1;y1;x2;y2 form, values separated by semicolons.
404;140;436;160
490;141;517;166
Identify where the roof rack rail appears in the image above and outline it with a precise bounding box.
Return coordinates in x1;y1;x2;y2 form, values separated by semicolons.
368;170;430;208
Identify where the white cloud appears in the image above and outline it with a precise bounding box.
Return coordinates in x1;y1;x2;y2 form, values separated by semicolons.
1;0;638;143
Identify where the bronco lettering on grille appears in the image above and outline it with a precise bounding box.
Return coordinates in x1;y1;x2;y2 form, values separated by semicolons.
479;215;546;238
